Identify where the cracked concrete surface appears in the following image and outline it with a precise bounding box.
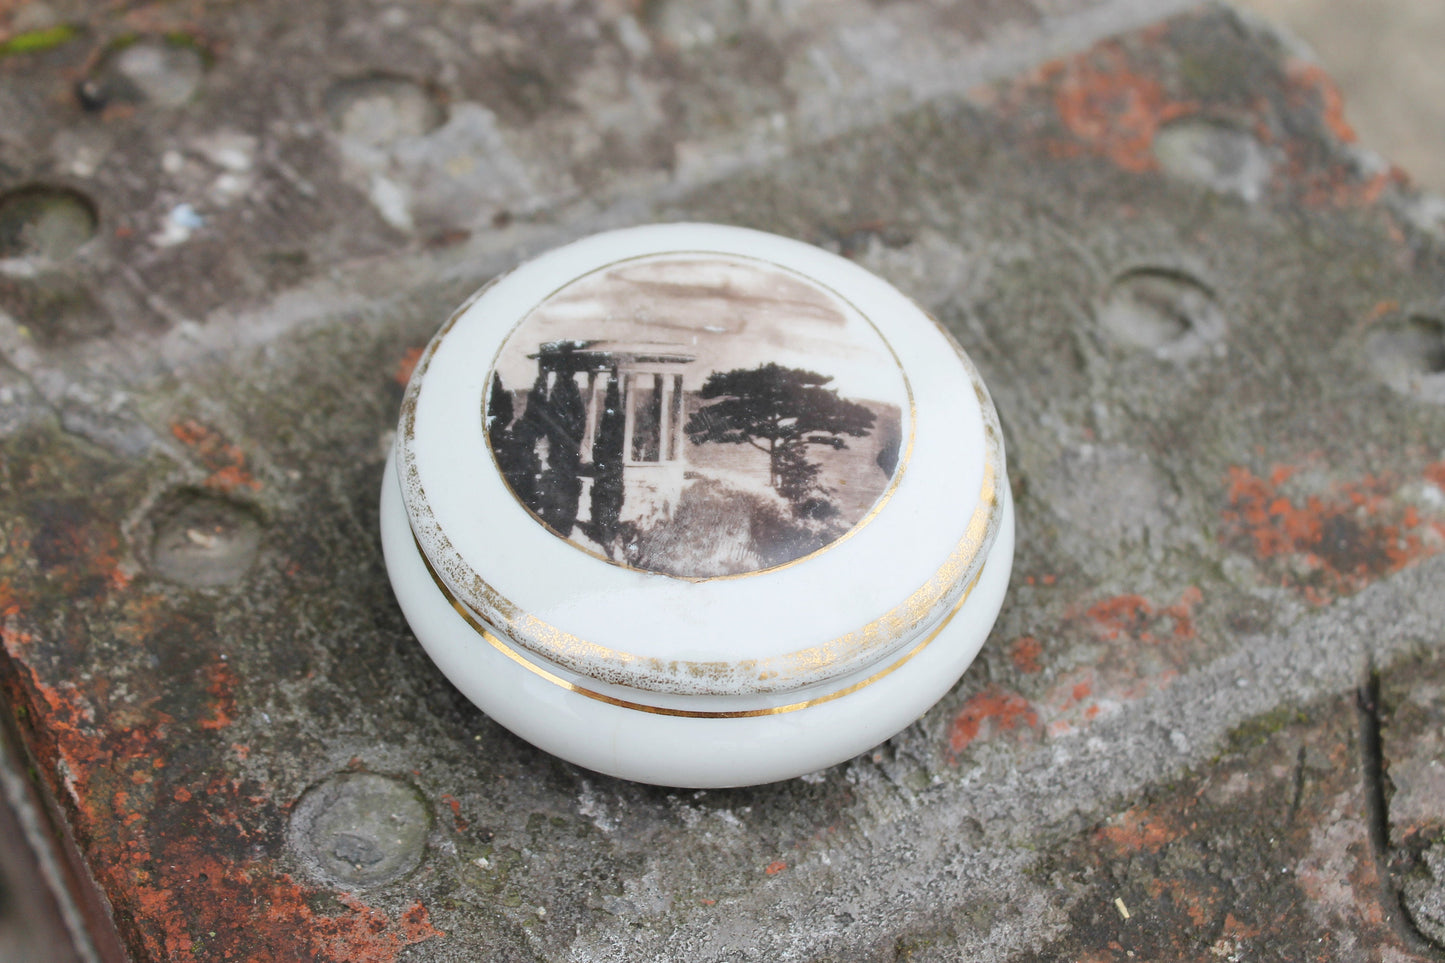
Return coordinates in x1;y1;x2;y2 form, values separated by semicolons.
0;1;1443;961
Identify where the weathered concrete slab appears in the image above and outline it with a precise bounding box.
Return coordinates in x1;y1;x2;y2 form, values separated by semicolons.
2;1;1444;960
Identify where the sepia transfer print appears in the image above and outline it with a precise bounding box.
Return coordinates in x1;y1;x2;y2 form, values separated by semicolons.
483;253;910;578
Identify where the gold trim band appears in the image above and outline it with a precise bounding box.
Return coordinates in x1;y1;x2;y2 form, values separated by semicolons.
418;540;985;719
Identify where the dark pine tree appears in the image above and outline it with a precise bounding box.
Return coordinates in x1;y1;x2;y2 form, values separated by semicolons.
488;375;533;507
685;363;875;510
491;374;539;509
773;442;824;506
588;372;626;554
487;374;514;446
509;370;552;520
534;370;585;537
487;375;541;507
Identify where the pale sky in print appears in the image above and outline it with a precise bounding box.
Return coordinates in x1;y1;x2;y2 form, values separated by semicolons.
491;255;910;406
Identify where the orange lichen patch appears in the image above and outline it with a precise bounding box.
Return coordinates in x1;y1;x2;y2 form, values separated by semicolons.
313;896;444;962
0;579;446;960
394;347;424;387
1426;460;1445;492
1034;41;1196;172
1085;595;1149;641
198;661;237;731
24;500;129;601
441;794;469;832
1274;61;1412;209
1032;587;1202;739
1286;62;1356;144
1368;299;1400;322
0;429;451;961
134;846;444;962
2;645;157;886
1075;953;1114;963
947;685;1038;756
1295;162;1409;210
1040;668;1108;735
1221;464;1443;604
170;420;261;493
1010;635;1043;674
1084;587;1202;645
1221;912;1263;940
1040;667;1109;739
35;707;439;958
764;860;787;876
1097;806;1182;855
1146;877;1214;928
0;622;33;663
1173;882;1212;928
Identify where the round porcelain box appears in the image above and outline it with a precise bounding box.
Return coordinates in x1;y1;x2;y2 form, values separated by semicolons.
381;223;1013;788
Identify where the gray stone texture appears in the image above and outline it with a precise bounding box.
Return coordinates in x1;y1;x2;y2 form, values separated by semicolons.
0;1;1443;960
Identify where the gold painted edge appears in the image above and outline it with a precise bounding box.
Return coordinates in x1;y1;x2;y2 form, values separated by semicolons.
417;533;986;719
406;457;996;696
475;249;919;583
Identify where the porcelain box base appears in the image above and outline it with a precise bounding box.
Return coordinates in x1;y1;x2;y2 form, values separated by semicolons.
381;449;1015;788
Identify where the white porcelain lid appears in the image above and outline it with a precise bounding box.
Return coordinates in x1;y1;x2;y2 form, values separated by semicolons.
397;223;1004;696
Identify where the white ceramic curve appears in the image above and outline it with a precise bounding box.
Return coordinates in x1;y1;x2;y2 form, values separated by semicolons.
381;450;1014;788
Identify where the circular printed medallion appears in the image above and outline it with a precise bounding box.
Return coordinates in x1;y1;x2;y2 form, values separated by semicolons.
483;253;911;578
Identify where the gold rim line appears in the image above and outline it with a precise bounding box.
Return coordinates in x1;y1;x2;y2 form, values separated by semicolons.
475;249;919;584
417;539;985;719
405;459;995;693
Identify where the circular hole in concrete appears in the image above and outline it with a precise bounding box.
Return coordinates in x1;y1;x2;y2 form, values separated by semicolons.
1368;315;1445;397
0;186;98;261
1153;118;1271;202
1099;268;1220;351
289;773;430;888
79;38;205;110
323;75;445;148
147;489;262;588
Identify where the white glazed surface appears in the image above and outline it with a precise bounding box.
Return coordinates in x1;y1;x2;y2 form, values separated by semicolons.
399;223;1005;696
381;449;1015;788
